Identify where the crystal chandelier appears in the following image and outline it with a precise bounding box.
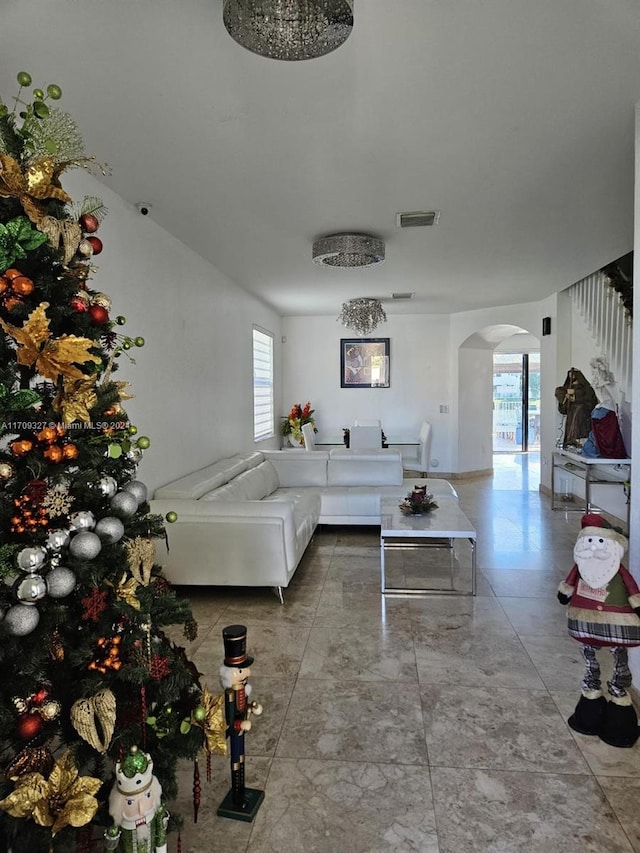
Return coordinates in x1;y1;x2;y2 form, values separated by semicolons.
312;233;385;268
338;298;387;336
223;0;354;61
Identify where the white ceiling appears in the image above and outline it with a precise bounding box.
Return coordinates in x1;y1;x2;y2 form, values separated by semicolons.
2;0;640;316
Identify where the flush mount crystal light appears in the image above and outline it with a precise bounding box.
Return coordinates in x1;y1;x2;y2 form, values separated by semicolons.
312;233;385;268
338;298;387;336
223;0;353;61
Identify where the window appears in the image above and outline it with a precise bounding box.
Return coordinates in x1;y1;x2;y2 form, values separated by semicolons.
253;327;274;441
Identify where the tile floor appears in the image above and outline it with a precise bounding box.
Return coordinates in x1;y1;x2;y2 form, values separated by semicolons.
168;453;640;852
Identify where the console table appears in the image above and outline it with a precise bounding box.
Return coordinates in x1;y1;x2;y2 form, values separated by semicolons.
551;449;630;527
380;498;476;596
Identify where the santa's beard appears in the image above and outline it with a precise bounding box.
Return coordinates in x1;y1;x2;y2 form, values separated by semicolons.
575;547;619;588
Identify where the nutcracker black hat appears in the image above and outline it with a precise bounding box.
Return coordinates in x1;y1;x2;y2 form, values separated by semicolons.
222;624;253;668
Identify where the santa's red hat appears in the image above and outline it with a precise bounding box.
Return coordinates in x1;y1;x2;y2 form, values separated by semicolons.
579;513;628;549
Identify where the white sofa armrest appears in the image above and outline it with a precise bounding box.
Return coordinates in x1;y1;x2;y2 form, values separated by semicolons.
150;498;303;588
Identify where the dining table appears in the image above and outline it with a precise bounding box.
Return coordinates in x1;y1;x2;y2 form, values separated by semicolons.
314;433;419;448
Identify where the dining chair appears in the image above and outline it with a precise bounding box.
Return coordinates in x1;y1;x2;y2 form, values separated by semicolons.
403;421;432;476
301;422;316;451
353;418;381;427
349;425;382;449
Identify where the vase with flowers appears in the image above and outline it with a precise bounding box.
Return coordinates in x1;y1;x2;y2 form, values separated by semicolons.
280;402;317;447
399;485;439;515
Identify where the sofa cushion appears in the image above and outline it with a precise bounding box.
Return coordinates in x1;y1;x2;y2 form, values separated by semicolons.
202;460;279;502
153;452;264;500
262;451;329;487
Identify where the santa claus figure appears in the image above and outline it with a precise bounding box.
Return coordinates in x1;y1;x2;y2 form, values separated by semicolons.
558;513;640;747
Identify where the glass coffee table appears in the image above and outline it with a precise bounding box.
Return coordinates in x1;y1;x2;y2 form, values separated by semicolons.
380;497;477;596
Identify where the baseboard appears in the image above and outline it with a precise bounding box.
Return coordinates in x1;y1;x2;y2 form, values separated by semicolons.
444;468;493;481
403;468;493;481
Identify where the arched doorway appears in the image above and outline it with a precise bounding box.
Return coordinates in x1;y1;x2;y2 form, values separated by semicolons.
458;325;540;472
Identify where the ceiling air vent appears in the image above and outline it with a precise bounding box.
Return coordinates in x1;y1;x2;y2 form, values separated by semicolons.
396;210;440;228
391;292;414;300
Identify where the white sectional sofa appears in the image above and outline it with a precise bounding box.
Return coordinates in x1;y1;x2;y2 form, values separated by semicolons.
150;448;457;598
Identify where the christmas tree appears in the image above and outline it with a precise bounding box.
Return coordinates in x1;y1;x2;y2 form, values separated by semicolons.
0;72;212;852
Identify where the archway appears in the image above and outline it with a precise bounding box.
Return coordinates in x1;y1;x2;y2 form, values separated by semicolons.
457;324;540;474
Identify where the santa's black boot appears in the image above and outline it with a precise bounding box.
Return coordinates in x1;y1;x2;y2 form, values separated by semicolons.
599;695;640;748
568;691;607;736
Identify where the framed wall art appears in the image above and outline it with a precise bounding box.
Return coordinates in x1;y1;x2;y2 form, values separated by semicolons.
340;338;390;388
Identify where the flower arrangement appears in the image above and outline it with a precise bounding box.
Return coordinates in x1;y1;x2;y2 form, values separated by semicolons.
280;401;316;443
399;485;439;515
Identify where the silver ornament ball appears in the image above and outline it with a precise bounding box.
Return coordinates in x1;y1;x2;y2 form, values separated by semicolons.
46;529;70;552
69;510;96;531
95;516;125;544
46;566;77;598
122;479;148;505
97;476;118;498
110;491;138;518
17;546;47;571
15;573;47;603
69;531;102;560
4;604;40;636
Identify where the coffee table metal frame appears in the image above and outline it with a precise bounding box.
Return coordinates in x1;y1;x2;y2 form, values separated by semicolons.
380;497;477;596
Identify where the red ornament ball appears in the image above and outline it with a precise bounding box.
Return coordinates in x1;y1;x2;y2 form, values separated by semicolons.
79;213;99;233
18;712;43;740
89;304;109;325
86;236;103;255
31;688;49;706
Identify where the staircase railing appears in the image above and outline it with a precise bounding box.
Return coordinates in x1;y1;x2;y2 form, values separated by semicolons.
570;270;633;395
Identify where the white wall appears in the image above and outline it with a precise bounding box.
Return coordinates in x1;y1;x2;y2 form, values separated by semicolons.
64;171;282;493
281;313;453;470
457;347;493;473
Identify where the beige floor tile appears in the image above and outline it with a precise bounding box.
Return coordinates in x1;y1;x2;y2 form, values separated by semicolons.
414;629;546;688
499;594;570;636
276;679;429;764
599;776;640;850
430;766;634;852
299;622;418;682
247;758;439;853
421;683;589;773
408;593;516;635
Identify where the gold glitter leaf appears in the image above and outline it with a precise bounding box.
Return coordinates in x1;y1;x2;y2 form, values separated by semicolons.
53;375;98;424
0;302;101;382
0;749;100;835
113;573;141;610
0;153;71;227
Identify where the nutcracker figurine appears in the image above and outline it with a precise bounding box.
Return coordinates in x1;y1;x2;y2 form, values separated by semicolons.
558;513;640;747
105;746;169;852
217;624;264;821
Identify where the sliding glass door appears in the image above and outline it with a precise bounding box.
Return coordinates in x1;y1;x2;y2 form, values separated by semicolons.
493;352;540;452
